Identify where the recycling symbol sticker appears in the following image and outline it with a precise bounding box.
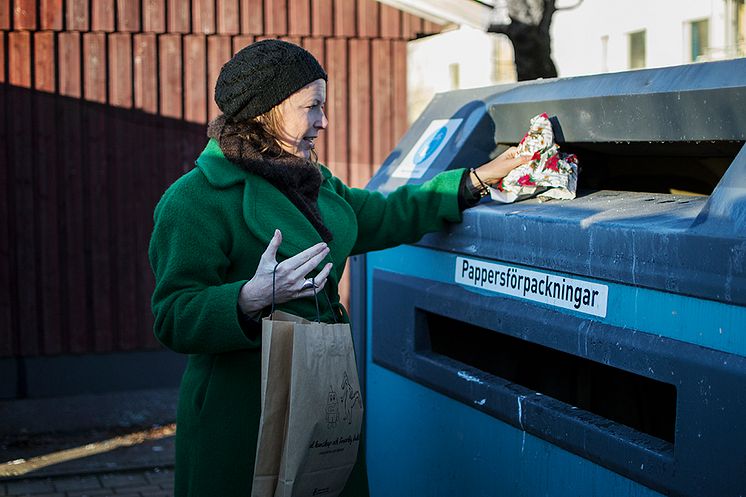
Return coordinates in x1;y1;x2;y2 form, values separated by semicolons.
392;118;463;179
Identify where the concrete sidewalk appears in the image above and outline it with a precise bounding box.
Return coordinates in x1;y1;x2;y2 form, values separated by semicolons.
1;468;174;497
0;389;178;497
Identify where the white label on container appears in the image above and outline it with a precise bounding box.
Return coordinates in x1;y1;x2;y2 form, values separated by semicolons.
455;257;608;318
392;119;463;179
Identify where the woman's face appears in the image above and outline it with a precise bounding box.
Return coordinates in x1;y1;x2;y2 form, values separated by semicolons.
275;79;328;160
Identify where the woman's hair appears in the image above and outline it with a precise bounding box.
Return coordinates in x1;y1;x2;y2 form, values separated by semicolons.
218;107;317;164
234;107;285;158
208;105;319;164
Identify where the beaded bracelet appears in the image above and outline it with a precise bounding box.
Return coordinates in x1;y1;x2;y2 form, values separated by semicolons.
469;168;491;198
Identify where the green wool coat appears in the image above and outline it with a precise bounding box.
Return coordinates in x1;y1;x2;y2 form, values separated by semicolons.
149;139;465;497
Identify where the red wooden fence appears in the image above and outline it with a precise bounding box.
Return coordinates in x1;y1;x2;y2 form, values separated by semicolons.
0;0;442;358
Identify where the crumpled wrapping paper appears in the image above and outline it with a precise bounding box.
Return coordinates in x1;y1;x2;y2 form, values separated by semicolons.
490;113;579;203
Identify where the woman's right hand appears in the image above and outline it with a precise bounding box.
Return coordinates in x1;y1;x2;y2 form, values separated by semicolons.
238;229;333;315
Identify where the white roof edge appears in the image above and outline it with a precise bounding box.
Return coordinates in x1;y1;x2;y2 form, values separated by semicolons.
377;0;492;30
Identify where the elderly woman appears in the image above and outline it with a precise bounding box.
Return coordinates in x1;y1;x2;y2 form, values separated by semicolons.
150;39;527;497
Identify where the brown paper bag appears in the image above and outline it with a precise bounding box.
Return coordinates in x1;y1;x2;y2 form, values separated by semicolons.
252;311;363;497
251;311;302;497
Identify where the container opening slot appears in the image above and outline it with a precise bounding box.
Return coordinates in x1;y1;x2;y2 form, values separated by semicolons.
422;311;677;444
539;141;744;196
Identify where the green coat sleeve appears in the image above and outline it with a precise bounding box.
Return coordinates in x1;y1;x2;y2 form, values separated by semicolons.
328;168;466;255
149;176;260;354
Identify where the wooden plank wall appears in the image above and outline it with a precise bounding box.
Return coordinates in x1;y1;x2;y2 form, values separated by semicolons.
0;0;442;358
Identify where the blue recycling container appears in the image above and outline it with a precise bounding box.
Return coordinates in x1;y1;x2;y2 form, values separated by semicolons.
349;59;746;497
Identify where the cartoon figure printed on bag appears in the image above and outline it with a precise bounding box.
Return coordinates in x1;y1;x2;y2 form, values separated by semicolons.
340;372;361;424
326;386;339;429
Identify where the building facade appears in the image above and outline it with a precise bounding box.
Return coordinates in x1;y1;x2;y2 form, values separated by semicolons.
552;0;746;76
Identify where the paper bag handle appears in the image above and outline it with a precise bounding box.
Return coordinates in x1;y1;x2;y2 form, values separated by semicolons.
271;262;279;318
270;263;338;324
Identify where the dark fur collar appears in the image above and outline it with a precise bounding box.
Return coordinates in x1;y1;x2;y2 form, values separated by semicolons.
207;116;333;242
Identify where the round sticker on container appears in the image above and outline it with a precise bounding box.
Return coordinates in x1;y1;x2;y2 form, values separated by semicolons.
413;126;448;165
393;119;463;179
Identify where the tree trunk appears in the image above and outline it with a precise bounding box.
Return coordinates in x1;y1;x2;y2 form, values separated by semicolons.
488;0;558;81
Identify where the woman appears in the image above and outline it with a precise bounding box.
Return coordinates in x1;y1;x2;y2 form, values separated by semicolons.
149;39;528;497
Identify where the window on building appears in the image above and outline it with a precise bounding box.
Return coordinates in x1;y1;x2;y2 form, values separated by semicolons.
628;30;646;69
690;19;710;61
491;36;516;83
449;63;460;90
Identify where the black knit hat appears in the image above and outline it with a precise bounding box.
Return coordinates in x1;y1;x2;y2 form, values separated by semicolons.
214;39;327;122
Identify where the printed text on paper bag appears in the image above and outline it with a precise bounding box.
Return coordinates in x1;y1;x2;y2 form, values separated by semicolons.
455;257;608;317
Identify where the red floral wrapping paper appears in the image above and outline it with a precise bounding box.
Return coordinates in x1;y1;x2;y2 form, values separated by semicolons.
490;113;579;203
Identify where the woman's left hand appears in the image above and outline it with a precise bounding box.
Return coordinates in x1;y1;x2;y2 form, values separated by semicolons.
238;230;333;315
471;146;531;187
